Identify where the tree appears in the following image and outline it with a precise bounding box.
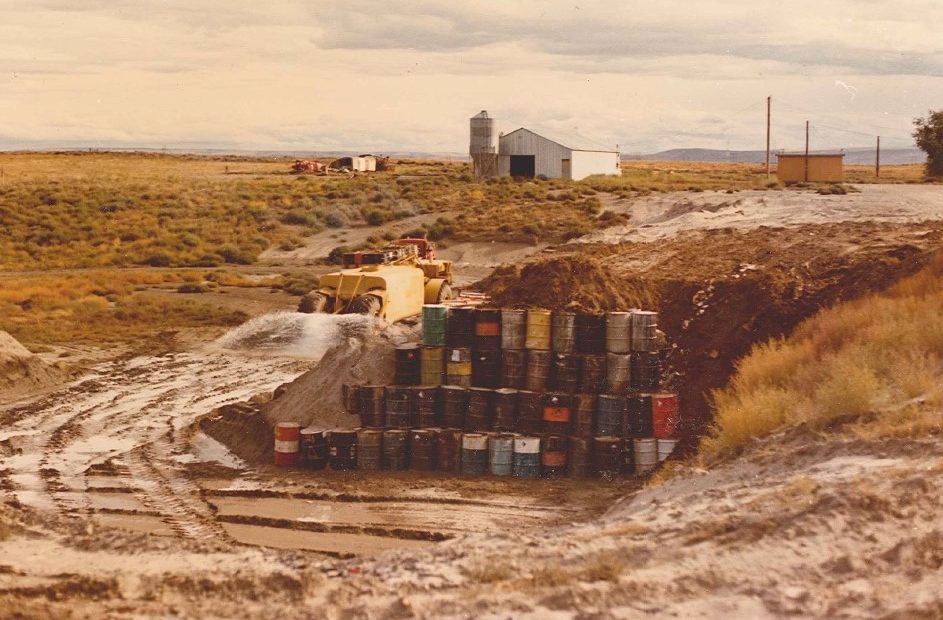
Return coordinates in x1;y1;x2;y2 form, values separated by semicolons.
912;110;943;177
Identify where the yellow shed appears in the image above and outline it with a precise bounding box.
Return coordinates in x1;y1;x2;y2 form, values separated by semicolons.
775;153;844;183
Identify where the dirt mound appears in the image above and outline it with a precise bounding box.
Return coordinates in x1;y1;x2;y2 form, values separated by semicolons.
262;332;396;430
201;320;412;464
200;403;275;464
0;331;69;401
479;254;659;312
201;334;398;464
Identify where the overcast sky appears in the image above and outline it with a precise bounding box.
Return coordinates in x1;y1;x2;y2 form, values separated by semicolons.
1;1;940;153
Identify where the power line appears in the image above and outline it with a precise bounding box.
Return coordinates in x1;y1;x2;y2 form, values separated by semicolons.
775;97;913;141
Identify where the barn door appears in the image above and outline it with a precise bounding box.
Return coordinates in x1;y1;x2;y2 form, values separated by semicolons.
510;155;535;178
561;159;572;180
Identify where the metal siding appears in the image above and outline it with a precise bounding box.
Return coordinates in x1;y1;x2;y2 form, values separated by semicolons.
570;151;621;181
499;129;569;178
497;155;510;177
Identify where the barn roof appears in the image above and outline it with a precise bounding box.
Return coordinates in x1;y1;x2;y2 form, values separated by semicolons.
500;127;618;153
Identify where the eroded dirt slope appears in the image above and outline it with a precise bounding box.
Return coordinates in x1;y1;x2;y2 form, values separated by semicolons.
481;221;943;448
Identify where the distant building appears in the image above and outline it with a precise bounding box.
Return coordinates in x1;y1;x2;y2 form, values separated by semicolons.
775;152;844;183
469;111;620;180
329;155;375;172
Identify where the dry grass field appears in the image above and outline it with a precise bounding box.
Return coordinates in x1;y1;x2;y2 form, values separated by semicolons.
0;269;267;347
704;249;943;460
0;152;618;270
0;151;934;349
0;153;930;271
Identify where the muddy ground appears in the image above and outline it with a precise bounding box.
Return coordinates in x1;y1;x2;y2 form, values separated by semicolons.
1;185;942;618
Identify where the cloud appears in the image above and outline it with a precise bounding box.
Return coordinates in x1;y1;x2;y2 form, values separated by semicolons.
0;0;937;152
309;1;943;76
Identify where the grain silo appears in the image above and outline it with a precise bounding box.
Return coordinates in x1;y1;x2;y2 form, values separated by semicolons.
469;110;498;179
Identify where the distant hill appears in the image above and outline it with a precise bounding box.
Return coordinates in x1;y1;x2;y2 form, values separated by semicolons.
624;147;925;166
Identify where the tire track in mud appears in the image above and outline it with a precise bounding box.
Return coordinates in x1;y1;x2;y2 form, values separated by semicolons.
1;350;308;538
121;443;231;542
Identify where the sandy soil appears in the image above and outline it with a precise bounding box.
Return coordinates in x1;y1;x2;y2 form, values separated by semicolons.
438;241;550;286
0;331;70;404
579;184;943;243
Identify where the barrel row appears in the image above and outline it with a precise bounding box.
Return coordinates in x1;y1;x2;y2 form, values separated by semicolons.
398;346;663;393
275;423;678;478
422;306;661;354
347;385;680;440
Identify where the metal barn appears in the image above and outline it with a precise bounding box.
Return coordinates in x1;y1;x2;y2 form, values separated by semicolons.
496;128;620;181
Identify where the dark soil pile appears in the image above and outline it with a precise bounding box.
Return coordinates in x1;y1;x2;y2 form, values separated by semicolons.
479;254;659;312
200;402;274;464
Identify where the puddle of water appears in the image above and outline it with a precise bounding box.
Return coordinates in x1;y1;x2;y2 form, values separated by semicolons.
211;496;559;534
221;523;432;555
94;513;176;537
85;476;133;489
85;492;148;512
172;431;246;469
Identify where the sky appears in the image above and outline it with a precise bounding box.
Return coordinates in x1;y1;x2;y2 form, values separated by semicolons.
1;0;941;154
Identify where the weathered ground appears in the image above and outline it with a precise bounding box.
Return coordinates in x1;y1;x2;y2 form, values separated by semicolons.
1;183;942;618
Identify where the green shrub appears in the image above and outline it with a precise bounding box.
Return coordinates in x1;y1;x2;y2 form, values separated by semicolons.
215;244;255;265
281;209;317;226
142;252;172;267
325;211;347;228
177;282;209;293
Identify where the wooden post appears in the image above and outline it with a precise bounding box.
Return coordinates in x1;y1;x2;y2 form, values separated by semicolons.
804;121;810;183
876;136;881;179
766;96;771;179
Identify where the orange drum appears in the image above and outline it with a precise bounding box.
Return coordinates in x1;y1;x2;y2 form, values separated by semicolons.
652;393;679;438
274;422;301;466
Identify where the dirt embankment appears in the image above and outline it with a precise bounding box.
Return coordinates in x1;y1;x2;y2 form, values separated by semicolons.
202;324;410;463
478;221;943;448
0;331;70;402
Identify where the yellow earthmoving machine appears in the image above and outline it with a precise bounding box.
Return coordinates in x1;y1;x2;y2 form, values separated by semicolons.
297;238;453;323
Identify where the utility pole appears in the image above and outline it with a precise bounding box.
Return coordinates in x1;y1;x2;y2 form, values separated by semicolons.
766;96;771;179
804;121;810;183
876;135;881;179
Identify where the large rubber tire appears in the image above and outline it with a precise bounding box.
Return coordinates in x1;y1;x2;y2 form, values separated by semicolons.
348;294;383;316
298;292;328;314
436;283;453;303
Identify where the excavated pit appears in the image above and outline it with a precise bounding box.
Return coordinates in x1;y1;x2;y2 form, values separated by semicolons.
190;221;943;556
479;221;943;449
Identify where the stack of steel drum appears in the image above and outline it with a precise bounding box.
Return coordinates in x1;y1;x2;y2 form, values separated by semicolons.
276;305;680;479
